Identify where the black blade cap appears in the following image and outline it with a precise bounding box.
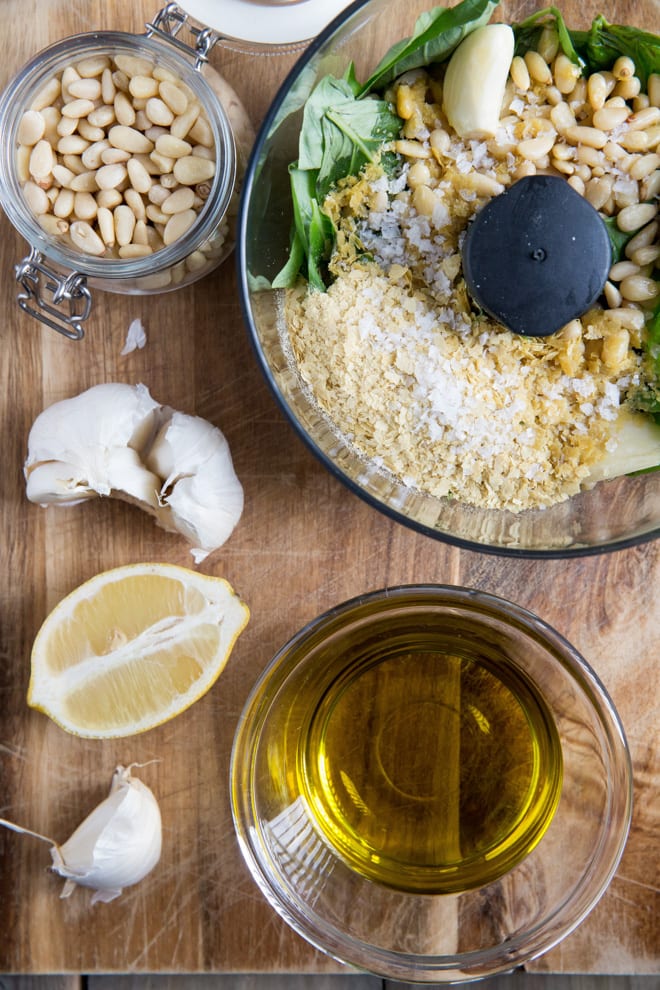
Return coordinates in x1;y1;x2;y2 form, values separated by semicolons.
461;174;612;337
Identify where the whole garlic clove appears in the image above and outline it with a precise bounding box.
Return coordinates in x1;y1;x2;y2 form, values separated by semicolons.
52;764;162;905
146;412;244;563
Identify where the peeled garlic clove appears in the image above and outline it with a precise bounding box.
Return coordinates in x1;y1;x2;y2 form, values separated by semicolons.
104;447;161;509
51;764;162;905
443;24;515;139
146;411;244;562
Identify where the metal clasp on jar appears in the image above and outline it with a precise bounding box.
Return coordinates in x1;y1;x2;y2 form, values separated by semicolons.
146;4;219;70
15;249;91;339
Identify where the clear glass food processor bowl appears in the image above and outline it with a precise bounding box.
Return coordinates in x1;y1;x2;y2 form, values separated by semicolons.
237;0;660;556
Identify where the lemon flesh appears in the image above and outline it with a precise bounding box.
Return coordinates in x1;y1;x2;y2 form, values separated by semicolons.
28;563;249;738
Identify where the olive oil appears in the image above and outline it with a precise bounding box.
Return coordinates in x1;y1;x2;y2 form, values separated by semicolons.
296;636;563;894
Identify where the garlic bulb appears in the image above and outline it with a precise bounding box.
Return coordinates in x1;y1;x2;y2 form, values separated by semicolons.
0;764;162;905
24;383;243;561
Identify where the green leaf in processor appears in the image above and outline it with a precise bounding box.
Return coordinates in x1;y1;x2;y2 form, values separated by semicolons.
513;6;582;65
359;0;500;95
571;15;660;88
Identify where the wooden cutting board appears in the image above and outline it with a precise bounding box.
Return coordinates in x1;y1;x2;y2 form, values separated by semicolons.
0;0;657;976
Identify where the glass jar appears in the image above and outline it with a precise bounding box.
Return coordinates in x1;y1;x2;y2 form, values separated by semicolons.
0;8;250;338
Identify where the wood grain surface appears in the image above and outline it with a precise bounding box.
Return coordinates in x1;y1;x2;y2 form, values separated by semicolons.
0;0;658;978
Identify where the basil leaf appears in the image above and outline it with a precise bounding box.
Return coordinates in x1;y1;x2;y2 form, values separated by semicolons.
271;228;305;289
298;75;358;171
359;0;500;95
316;99;401;200
601;216;632;265
571;15;660;88
513;6;582;65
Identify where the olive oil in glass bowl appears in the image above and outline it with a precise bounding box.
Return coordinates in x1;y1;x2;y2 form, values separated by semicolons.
230;586;632;983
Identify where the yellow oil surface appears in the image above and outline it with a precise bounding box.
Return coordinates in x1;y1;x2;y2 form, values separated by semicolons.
298;643;562;893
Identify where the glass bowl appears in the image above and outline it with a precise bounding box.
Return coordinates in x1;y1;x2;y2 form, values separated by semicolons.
237;0;660;556
230;585;632;983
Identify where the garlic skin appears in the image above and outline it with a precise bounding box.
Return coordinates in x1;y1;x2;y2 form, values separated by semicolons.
51;765;162;905
147;412;245;563
24;383;243;560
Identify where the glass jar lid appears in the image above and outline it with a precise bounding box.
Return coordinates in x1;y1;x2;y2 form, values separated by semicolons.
179;0;357;47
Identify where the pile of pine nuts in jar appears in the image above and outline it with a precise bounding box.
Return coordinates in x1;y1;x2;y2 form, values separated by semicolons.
392;42;659;332
15;52;224;273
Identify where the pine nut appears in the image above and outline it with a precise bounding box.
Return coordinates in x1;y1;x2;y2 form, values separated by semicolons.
159;80;189;116
77;120;104;143
88;105;115;129
429;129;450;158
148;183;170;206
173;155;216;187
52;163;75;187
186;250;208;272
642;170;660;200
126;156;152;194
517;132;556;160
73;191;97;220
160;173;179;189
585;176;613;210
145;97;174;127
17;110;46;146
68;77;102;101
565;125;607;148
524;50;552;85
592;106;629;130
95;162;128;190
150;150;175;173
188;115;213;148
108;124;153;154
394;139;431;159
614;77;641;100
609;260;639;281
161;186;195;214
553;53;580;94
101;147;131;165
616;202;657;232
603;280;622;308
114;91;136;127
412;184;437;216
171;103;201;140
630;244;660;267
606;307;646;331
57;135;90;155
61;98;96;119
612;56;635;81
629;153;660;180
587;73;608;111
124;187;146;221
550;102;576;133
155;133;192;159
114;204;136;246
96;188;122;210
38;214;69;236
101;68;116;104
538;26;559;63
75;55;110;78
619;274;659;302
118;244;153;258
509;55;530;91
114;55;153;78
70;170;99;193
163;208;197;245
129;75;159;100
133;219;150;245
145;203;168;225
625;220;658;258
70;219;106;254
22;180;49;214
56;115;78;138
29;138;54;181
30;77;61;112
97;206;115;246
567;174;584;194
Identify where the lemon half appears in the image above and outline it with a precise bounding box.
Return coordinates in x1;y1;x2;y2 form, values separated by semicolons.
28;563;250;738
